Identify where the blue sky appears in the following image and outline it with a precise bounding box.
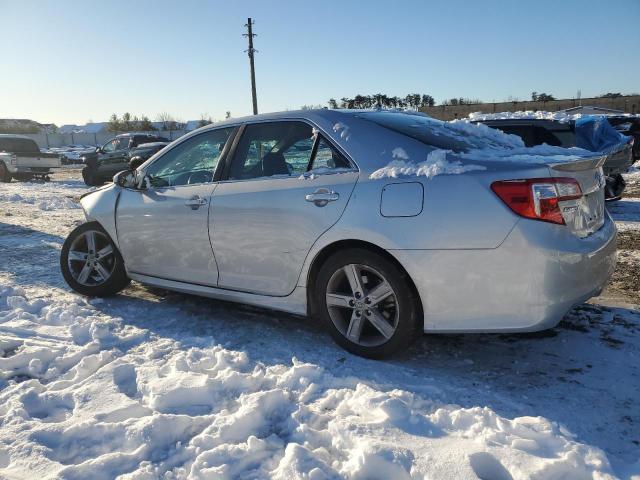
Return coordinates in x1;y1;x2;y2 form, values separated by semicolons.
1;0;638;125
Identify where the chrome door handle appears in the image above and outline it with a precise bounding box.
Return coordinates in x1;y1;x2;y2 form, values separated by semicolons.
305;188;339;207
185;195;208;210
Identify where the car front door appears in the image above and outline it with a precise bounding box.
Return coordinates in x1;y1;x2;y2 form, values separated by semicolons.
210;120;358;296
116;127;236;285
97;137;129;177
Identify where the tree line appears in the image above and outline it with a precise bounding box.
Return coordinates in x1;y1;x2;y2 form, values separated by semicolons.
327;93;435;110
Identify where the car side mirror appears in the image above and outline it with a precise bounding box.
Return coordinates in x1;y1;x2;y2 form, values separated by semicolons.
95;147;102;153
113;170;137;188
129;156;145;170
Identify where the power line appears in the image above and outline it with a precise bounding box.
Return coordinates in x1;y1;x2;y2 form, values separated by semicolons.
243;18;258;115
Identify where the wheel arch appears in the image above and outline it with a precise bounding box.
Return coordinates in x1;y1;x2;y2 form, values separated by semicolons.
305;239;423;321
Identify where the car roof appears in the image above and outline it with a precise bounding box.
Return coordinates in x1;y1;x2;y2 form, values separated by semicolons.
133;142;168;148
0;134;33;140
196;108;426;131
116;133;165;138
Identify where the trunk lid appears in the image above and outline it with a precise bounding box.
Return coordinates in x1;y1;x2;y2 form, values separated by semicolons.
15;152;61;169
548;155;606;238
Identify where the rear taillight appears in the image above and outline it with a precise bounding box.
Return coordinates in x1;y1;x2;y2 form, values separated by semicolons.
491;177;582;225
10;154;17;165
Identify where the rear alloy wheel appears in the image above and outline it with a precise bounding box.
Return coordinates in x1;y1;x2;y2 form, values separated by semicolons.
315;249;420;358
0;162;11;183
60;222;130;296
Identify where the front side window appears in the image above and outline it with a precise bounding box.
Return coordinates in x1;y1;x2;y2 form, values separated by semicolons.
145;127;233;187
115;137;130;150
102;139;117;153
230;121;315;180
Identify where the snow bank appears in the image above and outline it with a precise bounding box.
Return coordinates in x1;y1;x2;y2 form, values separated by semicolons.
0;285;618;479
371;148;486;180
0;191;80;210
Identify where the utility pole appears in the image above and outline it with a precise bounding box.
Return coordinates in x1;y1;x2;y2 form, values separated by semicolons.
244;18;258;115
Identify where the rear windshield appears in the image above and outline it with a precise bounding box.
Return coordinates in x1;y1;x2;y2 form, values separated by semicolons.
360;112;523;152
0;137;40;153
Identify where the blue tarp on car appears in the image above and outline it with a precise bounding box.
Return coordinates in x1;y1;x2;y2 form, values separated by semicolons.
575;116;630;154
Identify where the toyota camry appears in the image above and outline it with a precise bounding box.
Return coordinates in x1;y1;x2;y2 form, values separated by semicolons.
60;110;617;358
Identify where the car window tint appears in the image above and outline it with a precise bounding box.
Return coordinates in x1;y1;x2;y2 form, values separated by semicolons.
230;121;314;180
310;138;351;171
145;128;233;187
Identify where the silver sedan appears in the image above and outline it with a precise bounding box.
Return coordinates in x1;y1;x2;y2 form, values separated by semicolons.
60;110;617;358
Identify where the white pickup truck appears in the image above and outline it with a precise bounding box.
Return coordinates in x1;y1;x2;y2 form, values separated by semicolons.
0;134;61;182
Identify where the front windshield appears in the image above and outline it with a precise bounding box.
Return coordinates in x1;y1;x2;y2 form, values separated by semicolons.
359;112;525;152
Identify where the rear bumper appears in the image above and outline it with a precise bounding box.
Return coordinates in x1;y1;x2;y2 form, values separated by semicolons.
9;165;58;174
391;215;617;332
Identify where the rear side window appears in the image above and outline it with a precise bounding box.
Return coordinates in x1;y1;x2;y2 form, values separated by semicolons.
0;137;39;153
230;121;315;180
310;138;351;170
229;122;353;180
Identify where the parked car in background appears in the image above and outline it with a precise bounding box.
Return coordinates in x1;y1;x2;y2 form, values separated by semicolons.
81;133;169;186
60;110;616;358
472;117;634;200
0;134;61;182
127;142;169;170
47;145;97;165
606;116;640;159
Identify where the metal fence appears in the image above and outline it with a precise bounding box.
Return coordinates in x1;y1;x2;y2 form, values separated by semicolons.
21;130;188;149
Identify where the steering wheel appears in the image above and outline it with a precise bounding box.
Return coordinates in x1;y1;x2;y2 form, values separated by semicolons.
187;171;211;185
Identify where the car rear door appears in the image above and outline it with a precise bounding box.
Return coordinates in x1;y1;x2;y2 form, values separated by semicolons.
116;127;236;285
210;120;358;296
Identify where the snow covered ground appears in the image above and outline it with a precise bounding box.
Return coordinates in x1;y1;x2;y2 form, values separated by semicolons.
1;169;639;479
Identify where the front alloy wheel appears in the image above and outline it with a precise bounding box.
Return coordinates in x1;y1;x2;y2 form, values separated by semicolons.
60;222;130;296
316;248;420;358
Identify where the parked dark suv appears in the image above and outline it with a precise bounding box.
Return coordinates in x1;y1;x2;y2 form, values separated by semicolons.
606;116;640;160
81;133;169;186
472;117;634;200
127;142;169;170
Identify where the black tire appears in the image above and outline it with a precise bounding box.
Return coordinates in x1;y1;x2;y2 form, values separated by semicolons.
0;162;11;183
82;166;102;186
60;222;130;297
314;248;421;359
604;174;625;201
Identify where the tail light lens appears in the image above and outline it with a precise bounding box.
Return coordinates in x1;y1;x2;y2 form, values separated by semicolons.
491;177;582;225
10;154;17;165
